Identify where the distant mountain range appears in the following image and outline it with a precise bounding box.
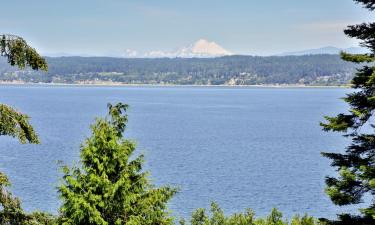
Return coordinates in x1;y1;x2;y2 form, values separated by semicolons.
43;39;233;58
43;39;370;58
278;46;369;56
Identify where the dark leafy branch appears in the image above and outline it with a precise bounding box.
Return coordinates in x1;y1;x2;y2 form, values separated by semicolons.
0;104;39;144
1;34;47;71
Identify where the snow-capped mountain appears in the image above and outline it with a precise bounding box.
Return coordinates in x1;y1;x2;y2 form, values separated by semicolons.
124;49;138;58
174;39;233;57
124;39;233;58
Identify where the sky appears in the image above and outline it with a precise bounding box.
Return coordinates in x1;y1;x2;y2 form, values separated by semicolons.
2;0;375;56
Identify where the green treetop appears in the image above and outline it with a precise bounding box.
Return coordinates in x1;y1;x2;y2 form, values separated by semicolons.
58;103;177;225
179;202;320;225
320;0;375;224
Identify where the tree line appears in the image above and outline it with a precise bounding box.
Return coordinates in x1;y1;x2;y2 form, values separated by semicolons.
0;55;358;86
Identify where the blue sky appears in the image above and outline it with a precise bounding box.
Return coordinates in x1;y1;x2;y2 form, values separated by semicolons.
2;0;375;56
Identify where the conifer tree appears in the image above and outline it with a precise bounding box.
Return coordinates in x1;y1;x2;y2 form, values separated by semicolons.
320;0;375;224
58;103;176;225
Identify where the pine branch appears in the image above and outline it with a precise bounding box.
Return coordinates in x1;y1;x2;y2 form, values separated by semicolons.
0;104;39;144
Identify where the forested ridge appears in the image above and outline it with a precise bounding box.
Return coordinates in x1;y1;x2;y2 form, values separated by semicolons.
0;54;358;85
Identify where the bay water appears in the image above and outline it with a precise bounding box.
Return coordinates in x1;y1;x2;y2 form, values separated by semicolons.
0;85;357;219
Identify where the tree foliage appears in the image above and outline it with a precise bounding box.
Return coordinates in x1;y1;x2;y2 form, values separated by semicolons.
320;0;375;224
0;171;55;225
179;203;321;225
0;104;39;144
354;0;375;12
58;103;177;225
0;34;47;71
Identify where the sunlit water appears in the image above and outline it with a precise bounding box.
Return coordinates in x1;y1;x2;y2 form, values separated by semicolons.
0;85;360;219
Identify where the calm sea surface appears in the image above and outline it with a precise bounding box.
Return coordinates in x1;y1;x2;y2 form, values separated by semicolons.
0;85;359;219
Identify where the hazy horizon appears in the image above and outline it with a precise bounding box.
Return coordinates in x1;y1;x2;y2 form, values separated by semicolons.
41;43;368;58
2;0;375;56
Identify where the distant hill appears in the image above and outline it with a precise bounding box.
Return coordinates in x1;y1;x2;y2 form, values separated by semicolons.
0;55;358;86
279;46;369;56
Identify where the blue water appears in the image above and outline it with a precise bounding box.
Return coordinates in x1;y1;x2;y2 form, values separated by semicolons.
0;85;358;219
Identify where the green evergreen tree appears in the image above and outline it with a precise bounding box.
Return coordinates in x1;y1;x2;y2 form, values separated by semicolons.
58;103;176;225
320;0;375;224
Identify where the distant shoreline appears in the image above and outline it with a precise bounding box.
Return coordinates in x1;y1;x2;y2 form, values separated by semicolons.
0;81;350;88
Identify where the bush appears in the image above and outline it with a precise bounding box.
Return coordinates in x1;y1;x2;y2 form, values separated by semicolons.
180;202;322;225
